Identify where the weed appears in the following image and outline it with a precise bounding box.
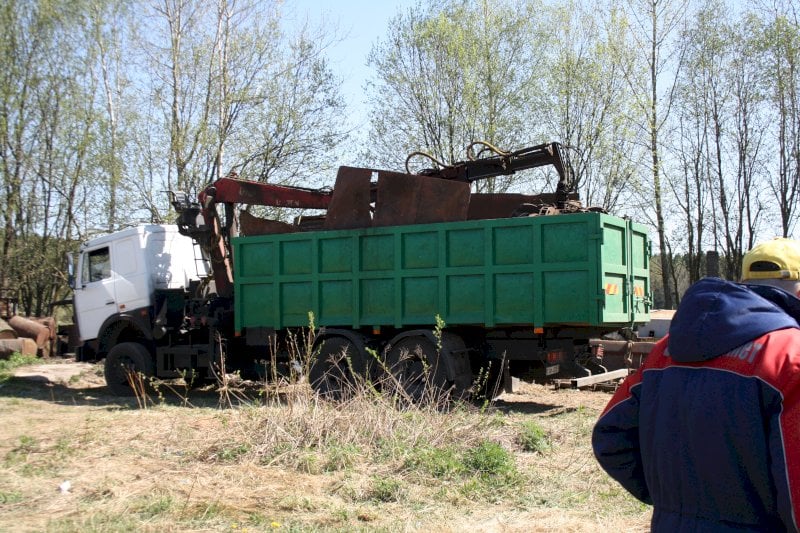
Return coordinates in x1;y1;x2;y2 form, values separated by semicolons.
5;435;37;467
127;371;153;409
0;379;653;532
244;512;273;527
0;491;22;504
517;420;551;453
462;440;516;478
404;446;463;479
324;442;360;472
472;356;507;408
16;434;37;452
136;491;175;518
46;511;140;531
277;494;317;511
297;450;322;474
368;476;404;502
330;507;350;523
218;443;250;462
433;314;445;351
55;436;76;457
0;353;38;383
193;500;226;521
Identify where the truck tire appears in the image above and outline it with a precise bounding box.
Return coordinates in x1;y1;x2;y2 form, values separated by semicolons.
310;336;366;399
383;336;450;403
104;342;155;396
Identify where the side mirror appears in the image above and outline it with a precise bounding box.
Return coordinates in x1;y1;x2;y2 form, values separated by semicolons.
66;252;75;289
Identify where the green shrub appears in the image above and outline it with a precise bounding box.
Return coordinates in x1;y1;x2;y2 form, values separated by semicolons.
0;353;38;383
324;442;360;472
369;477;404;502
462;441;515;477
404;446;464;479
516;420;550;453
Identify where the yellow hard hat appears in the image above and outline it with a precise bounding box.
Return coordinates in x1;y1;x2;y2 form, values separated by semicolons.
742;238;800;281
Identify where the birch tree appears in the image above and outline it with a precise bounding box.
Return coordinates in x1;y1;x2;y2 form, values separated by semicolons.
365;0;546;192
620;0;689;308
537;2;642;211
139;0;347;206
758;3;800;238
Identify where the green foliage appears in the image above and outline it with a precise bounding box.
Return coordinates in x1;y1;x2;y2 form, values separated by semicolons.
324;442;360;472
462;440;516;478
404;446;464;479
368;476;404;503
136;492;175;519
0;0;348;315
433;315;445;351
516;420;551;453
277;494;317;512
218;443;250;463
4;435;38;468
539;1;641;212
403;439;519;492
46;512;141;532
0;491;22;504
297;450;321;475
0;353;38;383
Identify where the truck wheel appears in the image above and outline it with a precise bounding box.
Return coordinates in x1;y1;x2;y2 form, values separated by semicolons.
104;342;155;396
384;336;450;403
310;337;365;399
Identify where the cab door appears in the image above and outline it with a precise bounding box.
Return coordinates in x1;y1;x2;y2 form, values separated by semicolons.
73;245;117;342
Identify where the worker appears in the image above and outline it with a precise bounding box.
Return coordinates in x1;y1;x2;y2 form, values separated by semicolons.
592;238;800;532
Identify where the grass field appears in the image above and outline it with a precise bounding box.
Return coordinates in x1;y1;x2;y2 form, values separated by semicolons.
0;359;651;532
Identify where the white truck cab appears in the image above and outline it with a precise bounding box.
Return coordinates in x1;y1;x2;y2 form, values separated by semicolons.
73;225;205;344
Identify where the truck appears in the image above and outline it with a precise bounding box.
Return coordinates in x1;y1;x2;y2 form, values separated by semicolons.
70;141;651;397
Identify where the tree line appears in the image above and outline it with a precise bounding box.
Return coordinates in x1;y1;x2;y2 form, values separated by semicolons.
1;0;798;315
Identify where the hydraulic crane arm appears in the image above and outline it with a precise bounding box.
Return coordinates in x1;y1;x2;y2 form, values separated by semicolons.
412;141;573;208
171;175;333;299
198;177;332;211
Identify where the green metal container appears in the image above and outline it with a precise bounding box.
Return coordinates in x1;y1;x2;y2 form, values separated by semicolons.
233;212;650;332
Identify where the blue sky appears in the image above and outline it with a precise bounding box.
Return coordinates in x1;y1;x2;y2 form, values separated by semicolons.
287;0;417;131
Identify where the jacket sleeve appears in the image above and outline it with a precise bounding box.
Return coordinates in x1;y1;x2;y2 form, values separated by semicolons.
592;366;652;504
772;387;800;532
765;332;800;532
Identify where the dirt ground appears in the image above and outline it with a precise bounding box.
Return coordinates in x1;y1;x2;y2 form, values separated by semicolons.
0;358;651;532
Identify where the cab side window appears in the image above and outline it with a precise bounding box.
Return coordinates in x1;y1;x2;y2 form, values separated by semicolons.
83;247;111;283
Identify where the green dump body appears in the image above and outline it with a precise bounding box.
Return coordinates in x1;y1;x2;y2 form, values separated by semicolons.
233;212;650;333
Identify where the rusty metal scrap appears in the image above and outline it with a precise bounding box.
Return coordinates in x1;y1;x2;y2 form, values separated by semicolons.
373;170;470;227
467;192;581;220
239;210;296;236
323;166;374;230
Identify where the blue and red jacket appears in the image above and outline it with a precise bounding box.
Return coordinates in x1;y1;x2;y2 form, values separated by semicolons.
593;277;800;532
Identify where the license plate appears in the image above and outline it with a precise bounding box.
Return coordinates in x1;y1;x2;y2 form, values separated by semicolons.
545;364;559;376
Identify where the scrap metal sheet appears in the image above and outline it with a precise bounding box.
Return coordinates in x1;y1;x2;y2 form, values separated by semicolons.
324;166;374;230
373;171;470;226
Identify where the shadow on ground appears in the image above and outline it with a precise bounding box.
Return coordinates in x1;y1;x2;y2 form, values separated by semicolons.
489;397;583;416
0;361;229;409
0;359;606;415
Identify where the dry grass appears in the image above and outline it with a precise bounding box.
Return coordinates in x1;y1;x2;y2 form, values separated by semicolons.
0;361;651;532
